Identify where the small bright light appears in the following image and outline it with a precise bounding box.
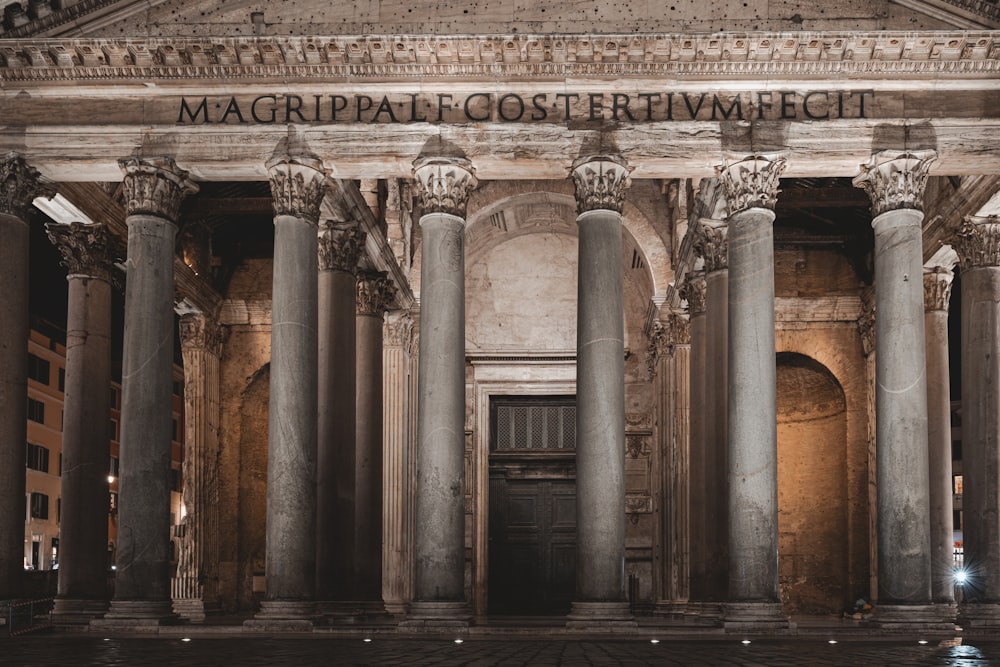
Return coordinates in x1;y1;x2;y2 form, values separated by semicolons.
181;638;191;643
918;640;929;645
454;639;464;644
110;565;117;570
828;640;838;645
955;569;968;585
741;639;752;645
102;638;110;642
363;638;372;643
650;639;660;644
107;476;115;484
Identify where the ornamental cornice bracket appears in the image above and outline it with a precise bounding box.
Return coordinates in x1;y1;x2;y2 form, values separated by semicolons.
118;156;198;221
0;152;55;219
570;154;632;215
266;154;329;224
717;154;786;215
852;149;937;219
412;156;477;218
952;214;1000;269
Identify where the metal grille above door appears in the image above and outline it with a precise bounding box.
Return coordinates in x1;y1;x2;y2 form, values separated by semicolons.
491;397;576;451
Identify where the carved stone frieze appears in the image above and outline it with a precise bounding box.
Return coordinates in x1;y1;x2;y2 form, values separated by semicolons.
626;434;653;458
412;156;477;218
718;154;786;214
923;266;955;311
317;221;365;272
852;150;937;218
266;155;328;224
0;34;997;81
45;220;116;281
356;270;396;315
952;215;1000;269
0;151;54;219
118;156;198;221
857;286;876;357
693;218;729;272
679;271;707;316
384;311;415;350
178;311;226;356
570;155;632;215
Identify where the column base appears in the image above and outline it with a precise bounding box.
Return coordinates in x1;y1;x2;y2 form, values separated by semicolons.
90;600;178;631
566;601;637;632
679;601;725;625
959;602;1000;631
866;603;957;633
243;600;317;632
722;602;793;633
399;601;471;630
52;598;109;628
172;598;207;623
318;600;390;624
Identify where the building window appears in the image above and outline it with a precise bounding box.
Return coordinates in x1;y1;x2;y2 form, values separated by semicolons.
26;443;49;473
27;398;45;424
30;492;49;520
57;498;61;523
954;475;964;496
58;368;65;393
27;354;50;385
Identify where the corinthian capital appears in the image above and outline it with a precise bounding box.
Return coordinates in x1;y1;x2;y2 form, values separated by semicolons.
356;270;397;316
679;272;707;316
412;156;477;217
717;154;785;214
0;152;55;219
952;215;1000;269
118;156;198;221
693;219;729;272
266;155;328;224
923;266;954;312
384;312;414;350
852;150;936;218
178;311;226;356
45;221;117;282
317;221;365;272
570;155;632;215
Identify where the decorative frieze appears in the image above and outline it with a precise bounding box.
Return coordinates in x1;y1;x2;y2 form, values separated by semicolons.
266;155;328;224
118;156;198;221
852;150;937;218
44;221;117;282
412;156;477;218
570;155;632;215
923;266;955;311
0;151;54;219
317;220;365;272
693;219;729;272
718;154;786;214
952;215;1000;269
356;270;396;315
679;272;707;316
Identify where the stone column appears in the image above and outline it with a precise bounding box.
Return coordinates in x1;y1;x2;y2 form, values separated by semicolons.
172;311;224;622
355;271;396;614
46;222;115;625
98;157;197;627
854;150;946;629
718;154;788;630
382;312;414;615
953;215;1000;628
857;287;878;600
0;154;52;600
923;264;956;606
405;156;477;627
566;155;636;629
315;219;364;612
248;155;327;628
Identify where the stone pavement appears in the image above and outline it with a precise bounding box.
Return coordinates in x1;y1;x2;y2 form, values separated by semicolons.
3;636;1000;666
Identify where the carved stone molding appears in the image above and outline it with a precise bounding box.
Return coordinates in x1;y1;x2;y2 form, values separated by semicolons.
718;154;786;214
384;311;415;351
626;434;653;459
118;156;198;221
317;220;365;272
356;270;396;315
679;271;707;316
852;150;937;218
178;311;226;356
570;154;632;215
45;221;116;281
857;286;876;356
923;266;955;311
266;155;328;224
693;218;729;272
952;215;1000;269
0;151;54;219
412;156;477;218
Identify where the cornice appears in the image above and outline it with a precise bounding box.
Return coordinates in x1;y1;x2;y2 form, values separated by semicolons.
0;32;997;82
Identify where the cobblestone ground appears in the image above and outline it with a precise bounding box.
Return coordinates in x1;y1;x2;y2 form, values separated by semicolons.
2;636;1000;667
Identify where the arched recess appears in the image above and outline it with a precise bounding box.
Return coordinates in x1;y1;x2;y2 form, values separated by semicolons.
236;363;269;612
776;352;849;614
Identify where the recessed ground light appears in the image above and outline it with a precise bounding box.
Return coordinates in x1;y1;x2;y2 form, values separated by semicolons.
181;638;191;643
454;639;464;644
741;639;752;645
918;640;929;645
363;638;372;643
828;640;837;645
650;639;660;644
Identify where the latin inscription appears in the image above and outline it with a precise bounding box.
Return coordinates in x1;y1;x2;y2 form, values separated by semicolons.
177;90;875;125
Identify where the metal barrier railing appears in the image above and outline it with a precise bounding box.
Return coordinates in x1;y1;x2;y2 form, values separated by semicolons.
4;597;54;636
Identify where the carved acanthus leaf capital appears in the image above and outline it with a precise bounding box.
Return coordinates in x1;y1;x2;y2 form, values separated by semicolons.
356;270;396;315
45;221;117;282
412;156;477;218
266;155;329;224
693;218;729;272
952;215;1000;269
852;150;937;218
718;154;785;214
0;152;55;219
384;312;415;351
679;272;707;316
646;312;691;379
118;156;198;221
923;266;955;312
317;221;365;272
178;312;226;356
857;286;876;357
570;155;632;215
